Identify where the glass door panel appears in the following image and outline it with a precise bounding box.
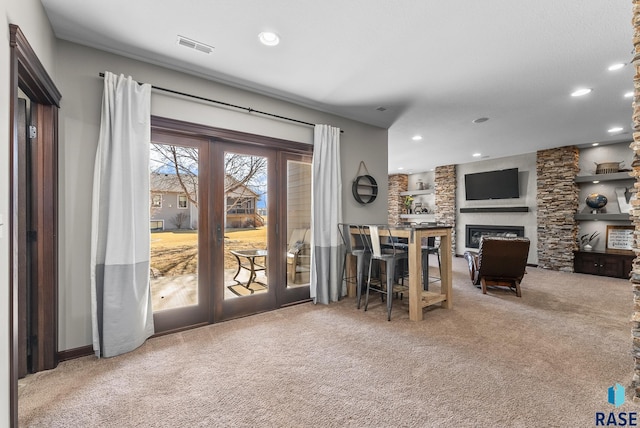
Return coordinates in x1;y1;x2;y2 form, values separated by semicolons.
215;143;276;322
149;130;210;333
223;152;269;299
285;160;312;288
279;153;312;305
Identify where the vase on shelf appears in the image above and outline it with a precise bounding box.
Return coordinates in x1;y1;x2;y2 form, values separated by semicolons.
583;244;593;251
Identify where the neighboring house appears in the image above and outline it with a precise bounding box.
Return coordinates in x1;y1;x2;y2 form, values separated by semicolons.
150;173;263;230
224;175;263;229
150;173;199;231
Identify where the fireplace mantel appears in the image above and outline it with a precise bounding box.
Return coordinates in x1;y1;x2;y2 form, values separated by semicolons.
460;206;529;213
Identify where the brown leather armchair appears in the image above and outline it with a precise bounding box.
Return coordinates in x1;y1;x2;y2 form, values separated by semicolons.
463;236;530;297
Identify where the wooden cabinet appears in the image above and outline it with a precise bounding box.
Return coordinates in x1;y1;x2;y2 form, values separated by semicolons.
573;250;634;279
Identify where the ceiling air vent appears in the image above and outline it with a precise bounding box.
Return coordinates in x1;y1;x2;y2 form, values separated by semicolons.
177;35;214;54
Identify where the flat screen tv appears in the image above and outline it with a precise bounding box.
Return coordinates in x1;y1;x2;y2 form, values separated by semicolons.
465;168;519;200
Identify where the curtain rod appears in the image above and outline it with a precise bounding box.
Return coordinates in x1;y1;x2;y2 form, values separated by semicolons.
97;72;340;131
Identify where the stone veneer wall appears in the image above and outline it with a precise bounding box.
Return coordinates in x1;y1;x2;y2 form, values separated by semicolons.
435;165;456;253
388;174;408;225
536;147;580;271
631;0;640;401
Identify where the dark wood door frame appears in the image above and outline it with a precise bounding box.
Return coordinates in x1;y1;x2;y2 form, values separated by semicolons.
9;24;61;427
150;117;313;329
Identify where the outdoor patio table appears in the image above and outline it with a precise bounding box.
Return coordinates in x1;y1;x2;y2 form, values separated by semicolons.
230;249;267;288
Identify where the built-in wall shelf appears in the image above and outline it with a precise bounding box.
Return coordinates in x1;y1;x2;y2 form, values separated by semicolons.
400;214;436;220
574;172;633;183
400;189;434;196
574;213;631;221
459;207;529;213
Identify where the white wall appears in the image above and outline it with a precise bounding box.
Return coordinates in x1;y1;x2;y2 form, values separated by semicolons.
55;41;389;351
1;0;59;424
456;153;538;263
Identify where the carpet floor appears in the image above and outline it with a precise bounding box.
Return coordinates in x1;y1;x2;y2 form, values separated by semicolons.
18;257;639;427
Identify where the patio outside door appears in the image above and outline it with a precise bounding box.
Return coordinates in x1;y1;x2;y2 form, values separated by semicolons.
215;143;276;320
149;120;312;332
149;130;211;333
215;144;313;321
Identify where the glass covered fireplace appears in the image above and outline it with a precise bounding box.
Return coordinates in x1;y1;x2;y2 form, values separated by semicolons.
465;224;525;249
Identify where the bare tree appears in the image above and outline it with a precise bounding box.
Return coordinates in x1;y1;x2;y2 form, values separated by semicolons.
170;212;189;229
150;144;199;206
224;153;266;213
150;143;267;214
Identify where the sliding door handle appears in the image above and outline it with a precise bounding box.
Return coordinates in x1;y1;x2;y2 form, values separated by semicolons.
216;224;223;245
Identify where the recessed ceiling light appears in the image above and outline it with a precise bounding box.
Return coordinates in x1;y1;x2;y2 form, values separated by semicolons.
412;135;422;141
608;126;624;133
258;31;280;46
593;180;600;184
472;153;482;157
571;88;592;97
608;63;625;71
398;167;404;170
625;91;634;98
472;117;489;124
592;143;599;146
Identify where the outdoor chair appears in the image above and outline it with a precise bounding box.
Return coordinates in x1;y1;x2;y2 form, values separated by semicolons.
286;228;311;284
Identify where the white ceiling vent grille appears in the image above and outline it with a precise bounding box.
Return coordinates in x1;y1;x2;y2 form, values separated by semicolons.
177;35;214;54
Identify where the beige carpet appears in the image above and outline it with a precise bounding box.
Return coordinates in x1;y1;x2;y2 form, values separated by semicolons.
18;257;639;427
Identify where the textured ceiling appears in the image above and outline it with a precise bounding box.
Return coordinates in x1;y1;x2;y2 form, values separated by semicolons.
41;0;635;173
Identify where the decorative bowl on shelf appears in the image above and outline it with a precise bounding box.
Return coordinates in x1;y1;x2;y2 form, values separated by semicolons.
585;193;608;210
594;161;623;174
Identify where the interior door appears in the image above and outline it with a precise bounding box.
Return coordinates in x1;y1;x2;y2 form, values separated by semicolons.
149;129;211;333
16;98;28;378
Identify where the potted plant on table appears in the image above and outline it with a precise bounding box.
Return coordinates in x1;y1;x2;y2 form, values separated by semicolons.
579;231;600;251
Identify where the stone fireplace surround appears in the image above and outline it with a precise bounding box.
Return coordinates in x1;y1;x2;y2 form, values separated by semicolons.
465;225;525;249
388;147;578;268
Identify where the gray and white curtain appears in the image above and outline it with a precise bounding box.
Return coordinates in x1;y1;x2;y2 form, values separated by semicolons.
90;71;154;357
310;124;343;304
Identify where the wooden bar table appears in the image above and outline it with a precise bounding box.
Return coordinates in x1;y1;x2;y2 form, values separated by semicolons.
352;224;452;321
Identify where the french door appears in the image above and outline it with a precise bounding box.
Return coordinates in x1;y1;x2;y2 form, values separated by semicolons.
149;120;312;333
149;130;211;332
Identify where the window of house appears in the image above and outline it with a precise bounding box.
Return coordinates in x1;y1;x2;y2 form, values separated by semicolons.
151;194;162;208
178;194;188;209
150;220;164;231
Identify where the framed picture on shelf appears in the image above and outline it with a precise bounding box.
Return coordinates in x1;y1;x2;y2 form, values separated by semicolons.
606;225;634;251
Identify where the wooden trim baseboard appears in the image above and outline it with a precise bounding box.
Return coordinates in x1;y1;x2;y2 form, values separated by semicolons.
57;345;94;362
